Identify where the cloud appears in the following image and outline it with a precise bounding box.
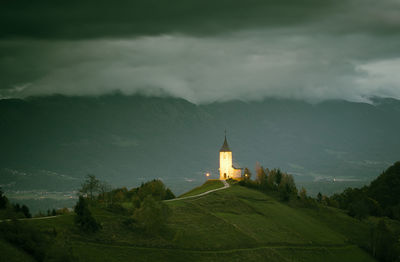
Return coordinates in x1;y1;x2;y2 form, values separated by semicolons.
0;0;399;102
1;30;400;103
355;58;400;98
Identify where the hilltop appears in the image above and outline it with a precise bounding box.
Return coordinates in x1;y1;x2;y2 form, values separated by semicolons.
1;181;384;262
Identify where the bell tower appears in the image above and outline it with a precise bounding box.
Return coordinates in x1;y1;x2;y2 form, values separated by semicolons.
219;131;233;180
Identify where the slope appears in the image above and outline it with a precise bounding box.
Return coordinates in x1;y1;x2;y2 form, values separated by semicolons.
13;184;376;262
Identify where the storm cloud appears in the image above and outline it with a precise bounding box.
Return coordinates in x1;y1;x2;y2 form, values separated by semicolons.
1;0;400;102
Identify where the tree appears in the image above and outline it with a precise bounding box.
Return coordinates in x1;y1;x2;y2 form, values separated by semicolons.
348;199;369;220
165;188;175;200
133;195;171;234
0;188;8;209
275;169;282;186
74;196;101;232
255;163;267;189
299;187;307;200
317;192;322;203
13;203;21;213
278;173;297;201
243;168;252;180
80;175;100;200
137;179;168;201
267;169;277;188
98;181;112;206
21;205;31;218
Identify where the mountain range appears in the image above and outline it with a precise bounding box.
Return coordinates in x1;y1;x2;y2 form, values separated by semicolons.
1;94;399;195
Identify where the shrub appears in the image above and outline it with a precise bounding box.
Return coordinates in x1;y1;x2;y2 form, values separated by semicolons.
133;195;171;234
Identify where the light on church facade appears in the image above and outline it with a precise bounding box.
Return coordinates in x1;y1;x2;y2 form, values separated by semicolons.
219;134;243;180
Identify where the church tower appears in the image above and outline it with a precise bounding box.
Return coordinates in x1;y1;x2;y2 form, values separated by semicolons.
219;134;233;180
219;132;243;180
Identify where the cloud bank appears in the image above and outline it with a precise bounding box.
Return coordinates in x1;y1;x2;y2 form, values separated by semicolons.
1;0;400;103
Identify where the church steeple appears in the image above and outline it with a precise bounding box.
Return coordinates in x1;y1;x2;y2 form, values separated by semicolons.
219;129;243;180
220;131;231;152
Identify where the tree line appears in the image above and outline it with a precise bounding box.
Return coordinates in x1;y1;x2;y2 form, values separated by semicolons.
327;161;400;221
74;175;175;235
239;163;298;202
0;188;31;219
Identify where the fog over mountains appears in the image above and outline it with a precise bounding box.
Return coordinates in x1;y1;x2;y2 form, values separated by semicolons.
1;94;399;195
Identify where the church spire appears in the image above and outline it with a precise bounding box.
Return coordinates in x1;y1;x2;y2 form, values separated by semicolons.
220;130;231;152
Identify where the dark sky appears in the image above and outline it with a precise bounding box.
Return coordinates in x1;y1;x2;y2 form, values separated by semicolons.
1;0;400;103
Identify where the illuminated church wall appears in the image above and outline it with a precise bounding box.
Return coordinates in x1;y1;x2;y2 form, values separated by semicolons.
218;135;243;180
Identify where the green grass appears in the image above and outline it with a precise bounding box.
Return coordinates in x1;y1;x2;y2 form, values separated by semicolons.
179;179;224;198
2;184;379;261
0;239;35;262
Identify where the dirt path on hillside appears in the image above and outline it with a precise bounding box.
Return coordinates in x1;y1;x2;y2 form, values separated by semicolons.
164;180;230;202
0;215;59;223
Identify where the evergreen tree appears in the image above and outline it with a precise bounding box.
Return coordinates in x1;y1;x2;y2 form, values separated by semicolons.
74;196;101;232
0;188;8;209
21;205;31;218
164;188;176;200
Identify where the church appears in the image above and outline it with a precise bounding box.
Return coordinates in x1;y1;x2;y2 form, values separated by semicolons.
219;134;243;180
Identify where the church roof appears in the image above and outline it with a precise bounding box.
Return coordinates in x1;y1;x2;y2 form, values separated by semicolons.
220;135;231;152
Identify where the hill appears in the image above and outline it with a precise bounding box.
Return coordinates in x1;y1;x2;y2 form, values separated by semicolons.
331;161;400;220
1;183;382;262
368;161;400;215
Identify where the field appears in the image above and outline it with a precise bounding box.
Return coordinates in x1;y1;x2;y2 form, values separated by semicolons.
2;183;378;261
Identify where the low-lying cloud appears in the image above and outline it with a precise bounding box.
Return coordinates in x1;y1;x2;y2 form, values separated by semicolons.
1;0;400;103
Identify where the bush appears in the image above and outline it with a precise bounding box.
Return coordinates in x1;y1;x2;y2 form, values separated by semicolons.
133;195;171;234
107;203;131;215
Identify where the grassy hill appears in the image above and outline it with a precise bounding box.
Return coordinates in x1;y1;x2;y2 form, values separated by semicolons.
1;182;381;262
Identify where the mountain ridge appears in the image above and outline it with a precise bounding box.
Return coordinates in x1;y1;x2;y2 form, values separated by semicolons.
1;94;399;195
